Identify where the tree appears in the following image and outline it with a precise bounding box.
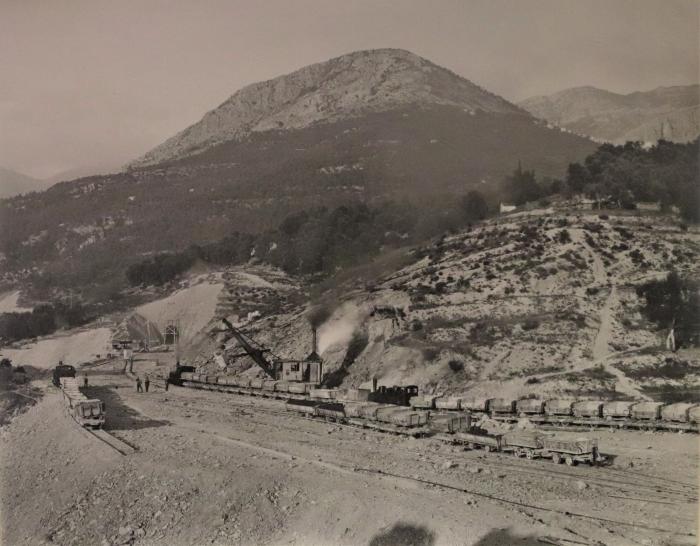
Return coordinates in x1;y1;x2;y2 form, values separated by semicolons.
460;190;489;221
503;163;541;206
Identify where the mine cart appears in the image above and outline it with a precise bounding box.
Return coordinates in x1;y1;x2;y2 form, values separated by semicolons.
430;413;471;433
310;388;337;400
572;401;603;418
687;406;700;424
314;402;346;420
52;364;76;387
454;431;502;452
542;437;600;466
501;431;545;459
516;399;545;415
435;396;462;410
249;378;265;390
285;399;317;416
461;398;490;412
489;398;517;414
343;402;370;418
602;401;634;420
179;372;194;381
234;377;252;388
358;403;396;420
261;380;279;392
274;381;290;393
630;402;664;421
375;407;429;427
661;403;694;423
287;382;311;394
544;399;574;416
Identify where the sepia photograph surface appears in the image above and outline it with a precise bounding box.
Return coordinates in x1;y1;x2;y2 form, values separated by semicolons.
0;1;698;545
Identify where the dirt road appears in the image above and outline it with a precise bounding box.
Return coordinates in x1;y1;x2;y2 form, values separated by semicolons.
1;369;697;546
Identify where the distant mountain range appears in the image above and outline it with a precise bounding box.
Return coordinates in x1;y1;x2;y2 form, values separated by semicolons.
0;167;54;199
1;48;595;290
519;84;700;143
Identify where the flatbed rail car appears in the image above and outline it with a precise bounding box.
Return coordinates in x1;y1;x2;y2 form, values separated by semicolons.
59;377;105;428
451;429;602;465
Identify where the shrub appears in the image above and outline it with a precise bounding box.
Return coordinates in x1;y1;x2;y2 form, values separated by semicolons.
447;359;464;372
522;318;540;331
422;347;439;361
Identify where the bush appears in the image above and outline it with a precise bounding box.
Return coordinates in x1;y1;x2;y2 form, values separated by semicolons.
522;318;540;331
447;359;464;372
422;347;439;361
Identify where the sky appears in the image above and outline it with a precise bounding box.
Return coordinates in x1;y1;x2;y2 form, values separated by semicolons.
1;0;697;179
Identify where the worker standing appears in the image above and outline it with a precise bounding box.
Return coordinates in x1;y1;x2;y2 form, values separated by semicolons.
164;376;169;391
145;375;150;393
83;374;89;388
136;376;143;393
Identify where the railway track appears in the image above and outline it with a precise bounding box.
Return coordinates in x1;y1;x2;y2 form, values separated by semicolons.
85;428;137;456
162;388;698;506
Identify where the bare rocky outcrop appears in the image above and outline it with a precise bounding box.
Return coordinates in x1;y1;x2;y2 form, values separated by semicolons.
129;48;526;168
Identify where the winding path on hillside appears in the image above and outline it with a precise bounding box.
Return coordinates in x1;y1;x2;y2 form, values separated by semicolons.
522;230;651;399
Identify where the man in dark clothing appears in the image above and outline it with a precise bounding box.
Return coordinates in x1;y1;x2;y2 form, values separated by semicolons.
144;375;150;393
164;377;169;391
83;374;88;388
136;376;143;393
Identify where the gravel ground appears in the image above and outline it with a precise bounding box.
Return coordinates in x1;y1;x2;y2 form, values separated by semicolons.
1;368;697;546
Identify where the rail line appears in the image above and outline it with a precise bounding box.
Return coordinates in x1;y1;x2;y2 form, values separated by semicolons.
158;388;697;504
85;428;137;456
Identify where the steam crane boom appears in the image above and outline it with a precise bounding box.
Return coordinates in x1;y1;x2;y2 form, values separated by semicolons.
220;318;277;379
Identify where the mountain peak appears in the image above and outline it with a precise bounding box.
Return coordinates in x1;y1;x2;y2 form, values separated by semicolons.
129;49;525;168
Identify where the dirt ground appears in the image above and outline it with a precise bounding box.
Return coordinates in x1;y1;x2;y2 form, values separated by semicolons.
1;363;697;546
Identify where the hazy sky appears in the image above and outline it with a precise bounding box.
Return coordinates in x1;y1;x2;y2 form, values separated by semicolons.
1;0;697;179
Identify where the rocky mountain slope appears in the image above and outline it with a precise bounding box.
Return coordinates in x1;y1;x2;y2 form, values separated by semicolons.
0;167;53;199
213;208;700;402
0;50;595;292
129;49;524;168
519;85;700;143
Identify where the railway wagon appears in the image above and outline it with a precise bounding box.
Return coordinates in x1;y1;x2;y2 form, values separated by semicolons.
249;378;265;390
435;396;462;410
359;403;396;420
234;377;252;388
343;401;369;418
688;406;700;424
602;401;635;420
288;382;311;394
375;406;429;427
630;402;665;421
542;437;600;466
430;413;471;433
59;377;106;428
661;403;696;423
409;395;437;409
461;399;490;412
501;430;544;459
545;399;574;416
52;364;76;387
516;399;545;415
490;398;517;414
261;380;279;392
573;401;603;418
310;388;337;400
454;431;501;451
285;399;316;416
315;402;346;420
